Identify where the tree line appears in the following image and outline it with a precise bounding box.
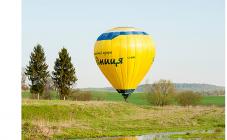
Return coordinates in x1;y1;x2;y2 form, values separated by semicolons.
24;44;77;100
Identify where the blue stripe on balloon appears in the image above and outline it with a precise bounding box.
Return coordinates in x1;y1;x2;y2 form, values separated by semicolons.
97;31;148;41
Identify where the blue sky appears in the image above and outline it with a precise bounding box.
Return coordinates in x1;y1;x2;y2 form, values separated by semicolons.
22;0;225;88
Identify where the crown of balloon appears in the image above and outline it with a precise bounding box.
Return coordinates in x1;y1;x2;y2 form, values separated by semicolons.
107;27;142;32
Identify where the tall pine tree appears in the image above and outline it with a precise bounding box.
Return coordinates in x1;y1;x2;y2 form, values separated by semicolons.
25;44;49;100
52;48;77;100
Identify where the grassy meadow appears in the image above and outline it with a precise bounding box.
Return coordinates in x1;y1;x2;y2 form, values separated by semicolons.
22;90;225;139
200;96;225;106
22;90;225;106
22;99;225;139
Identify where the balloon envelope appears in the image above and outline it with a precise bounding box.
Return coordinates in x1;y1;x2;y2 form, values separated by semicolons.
94;27;155;100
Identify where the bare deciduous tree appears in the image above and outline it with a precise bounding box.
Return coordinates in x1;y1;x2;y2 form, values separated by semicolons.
147;79;175;106
21;67;28;91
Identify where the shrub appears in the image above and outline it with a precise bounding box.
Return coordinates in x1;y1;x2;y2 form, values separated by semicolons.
42;91;51;100
176;90;202;106
41;82;52;100
69;90;92;101
93;96;105;101
30;93;38;99
147;92;175;106
146;79;176;106
29;93;51;100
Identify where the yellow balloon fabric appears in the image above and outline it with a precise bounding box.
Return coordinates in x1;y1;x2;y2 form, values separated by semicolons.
94;27;155;100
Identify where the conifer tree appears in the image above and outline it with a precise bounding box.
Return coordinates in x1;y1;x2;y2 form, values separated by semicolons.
25;44;49;100
52;48;77;100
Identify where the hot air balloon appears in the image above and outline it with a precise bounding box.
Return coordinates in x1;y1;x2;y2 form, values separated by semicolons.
94;27;155;101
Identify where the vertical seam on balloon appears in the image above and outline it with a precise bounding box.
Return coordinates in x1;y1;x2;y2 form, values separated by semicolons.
121;35;127;89
119;36;124;89
131;35;140;87
101;41;112;87
130;35;136;88
100;41;108;84
131;35;143;87
126;36;132;89
139;36;146;84
140;36;149;84
110;38;120;89
111;40;120;88
106;40;113;87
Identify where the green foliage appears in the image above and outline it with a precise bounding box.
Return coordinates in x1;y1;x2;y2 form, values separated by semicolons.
52;48;77;100
146;79;176;106
176;91;202;106
25;44;49;99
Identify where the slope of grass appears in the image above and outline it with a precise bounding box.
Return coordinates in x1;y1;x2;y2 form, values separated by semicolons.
22;99;225;140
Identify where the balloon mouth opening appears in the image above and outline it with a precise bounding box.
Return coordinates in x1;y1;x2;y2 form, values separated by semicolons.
116;89;135;101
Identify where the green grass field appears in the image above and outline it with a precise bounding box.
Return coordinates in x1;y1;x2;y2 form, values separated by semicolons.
22;90;225;106
91;91;150;105
22;99;225;139
200;96;225;106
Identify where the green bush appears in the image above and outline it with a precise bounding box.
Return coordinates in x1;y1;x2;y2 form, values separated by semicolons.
69;90;92;101
29;91;51;100
42;91;51;100
93;95;105;101
176;91;202;106
147;92;175;106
